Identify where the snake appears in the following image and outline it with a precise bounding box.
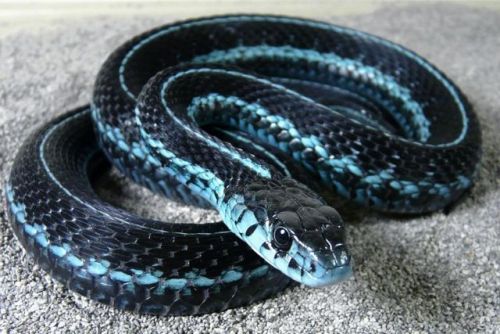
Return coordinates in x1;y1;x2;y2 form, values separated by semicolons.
4;15;481;316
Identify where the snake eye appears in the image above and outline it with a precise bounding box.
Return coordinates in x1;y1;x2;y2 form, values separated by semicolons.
273;226;292;251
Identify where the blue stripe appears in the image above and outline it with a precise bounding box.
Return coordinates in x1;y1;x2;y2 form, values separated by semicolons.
5;184;271;291
151;78;273;178
118;15;468;147
216;129;292;177
182;92;472;207
192;45;430;142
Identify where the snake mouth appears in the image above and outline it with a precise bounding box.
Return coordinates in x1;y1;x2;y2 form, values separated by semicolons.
302;261;353;288
300;247;353;288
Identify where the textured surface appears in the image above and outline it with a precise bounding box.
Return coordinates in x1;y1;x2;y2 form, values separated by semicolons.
0;3;499;333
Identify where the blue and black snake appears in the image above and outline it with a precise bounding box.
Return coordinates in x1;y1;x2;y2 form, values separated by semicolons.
4;15;481;315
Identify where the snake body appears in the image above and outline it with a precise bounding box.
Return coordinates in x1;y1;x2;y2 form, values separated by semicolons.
5;15;481;315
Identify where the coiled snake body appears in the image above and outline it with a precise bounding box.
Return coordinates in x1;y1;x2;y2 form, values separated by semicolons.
5;15;481;315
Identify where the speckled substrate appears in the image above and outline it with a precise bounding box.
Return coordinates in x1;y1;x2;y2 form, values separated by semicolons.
0;4;499;333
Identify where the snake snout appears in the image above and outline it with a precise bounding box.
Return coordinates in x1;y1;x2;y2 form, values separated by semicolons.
291;203;352;287
312;243;351;269
303;245;352;287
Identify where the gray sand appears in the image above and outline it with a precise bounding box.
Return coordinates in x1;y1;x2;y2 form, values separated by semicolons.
0;4;498;333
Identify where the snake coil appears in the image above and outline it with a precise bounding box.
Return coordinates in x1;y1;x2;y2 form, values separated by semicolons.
5;15;481;315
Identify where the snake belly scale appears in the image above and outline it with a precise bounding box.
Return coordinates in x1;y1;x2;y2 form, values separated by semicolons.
4;15;481;315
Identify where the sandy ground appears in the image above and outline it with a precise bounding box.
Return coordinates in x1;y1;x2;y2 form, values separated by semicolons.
0;3;499;333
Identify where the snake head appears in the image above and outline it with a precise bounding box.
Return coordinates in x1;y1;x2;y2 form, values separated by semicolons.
223;177;352;287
